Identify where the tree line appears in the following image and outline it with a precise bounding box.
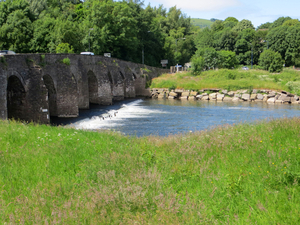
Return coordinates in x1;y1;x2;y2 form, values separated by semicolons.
0;0;196;67
192;16;300;73
0;0;299;71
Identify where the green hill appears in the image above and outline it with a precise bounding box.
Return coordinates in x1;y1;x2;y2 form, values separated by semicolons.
191;18;214;28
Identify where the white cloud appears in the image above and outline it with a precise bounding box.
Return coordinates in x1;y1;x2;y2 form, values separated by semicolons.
157;0;242;12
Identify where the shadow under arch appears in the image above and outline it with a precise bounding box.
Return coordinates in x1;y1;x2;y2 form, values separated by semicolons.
43;74;57;116
7;75;26;120
87;70;98;104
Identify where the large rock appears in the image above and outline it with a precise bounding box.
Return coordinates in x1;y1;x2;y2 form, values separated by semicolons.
275;100;283;103
242;94;250;101
158;93;166;99
169;92;177;97
182;91;190;97
209;93;217;99
180;96;188;100
190;91;198;96
217;94;225;101
223;97;233;101
263;95;268;101
232;97;240;102
252;89;258;94
175;89;184;93
257;94;264;100
201;96;209;101
227;91;235;97
250;94;257;100
234;93;241;98
282;96;291;103
267;97;276;103
196;95;203;100
267;92;276;98
168;96;176;99
221;90;228;94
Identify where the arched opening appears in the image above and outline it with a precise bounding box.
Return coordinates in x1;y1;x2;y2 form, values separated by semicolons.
7;75;26;120
88;70;98;104
119;71;125;80
43;75;57;116
132;73;137;81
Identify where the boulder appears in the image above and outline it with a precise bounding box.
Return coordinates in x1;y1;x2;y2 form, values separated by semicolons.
201;96;209;101
196;95;203;100
252;89;258;94
209;93;217;99
152;93;158;99
242;94;250;101
263;95;268;101
168;96;176;99
221;90;228;94
255;99;263;102
227;91;235;97
250;94;257;100
189;96;196;100
169;92;177;97
180;96;188;100
278;94;286;100
175;89;184;93
234;93;241;98
223;97;233;101
267;97;276;103
292;101;300;104
275;100;283;103
282;96;291;103
294;95;299;101
232;97;240;102
267;92;276;98
202;93;208;96
158;93;166;99
217;94;225;101
182;91;190;97
257;94;264;100
190;91;198;96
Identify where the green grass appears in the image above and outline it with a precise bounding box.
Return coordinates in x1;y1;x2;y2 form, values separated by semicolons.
191;18;213;29
1;118;300;223
151;68;300;94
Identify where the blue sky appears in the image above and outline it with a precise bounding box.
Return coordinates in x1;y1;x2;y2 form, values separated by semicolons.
142;0;300;28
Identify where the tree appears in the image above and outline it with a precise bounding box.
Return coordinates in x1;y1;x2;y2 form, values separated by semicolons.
259;49;283;72
218;50;238;69
269;16;291;30
191;56;204;75
232;19;254;32
56;43;74;53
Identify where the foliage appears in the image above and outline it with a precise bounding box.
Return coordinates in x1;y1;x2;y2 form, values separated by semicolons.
191;55;204;75
56;43;74;53
218;50;238;69
61;57;70;65
259;49;283;73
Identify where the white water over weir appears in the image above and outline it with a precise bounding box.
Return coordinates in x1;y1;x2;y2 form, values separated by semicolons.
54;99;300;137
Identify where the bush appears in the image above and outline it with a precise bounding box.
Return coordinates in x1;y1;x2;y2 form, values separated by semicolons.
62;57;70;65
259;49;284;72
191;56;204;75
56;43;74;54
218;50;238;69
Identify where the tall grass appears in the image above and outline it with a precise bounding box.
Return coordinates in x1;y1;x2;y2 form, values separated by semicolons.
1;118;300;223
151;68;300;93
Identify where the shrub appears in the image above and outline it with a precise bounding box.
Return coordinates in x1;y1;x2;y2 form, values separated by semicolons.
259;49;284;73
218;50;238;69
62;57;70;65
56;43;74;54
191;56;204;75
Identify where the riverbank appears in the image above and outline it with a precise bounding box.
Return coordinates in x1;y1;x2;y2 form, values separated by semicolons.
150;68;300;95
1;118;300;223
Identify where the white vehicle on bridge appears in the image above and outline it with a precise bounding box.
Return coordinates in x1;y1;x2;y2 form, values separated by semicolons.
80;52;94;55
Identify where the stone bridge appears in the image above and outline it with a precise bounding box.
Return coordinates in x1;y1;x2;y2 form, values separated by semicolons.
0;54;167;123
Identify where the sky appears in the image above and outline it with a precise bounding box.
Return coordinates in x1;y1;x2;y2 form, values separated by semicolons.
142;0;300;28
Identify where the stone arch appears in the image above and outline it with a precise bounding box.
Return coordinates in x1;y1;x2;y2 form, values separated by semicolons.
7;75;26;120
43;74;57;116
7;71;28;92
88;70;98;104
119;71;125;80
132;73;137;81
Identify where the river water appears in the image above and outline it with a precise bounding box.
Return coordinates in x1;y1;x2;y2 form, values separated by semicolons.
51;99;300;137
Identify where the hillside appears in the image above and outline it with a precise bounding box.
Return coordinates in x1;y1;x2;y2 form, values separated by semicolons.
191;18;214;28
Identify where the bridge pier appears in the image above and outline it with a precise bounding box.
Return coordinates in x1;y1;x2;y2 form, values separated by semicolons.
0;54;167;124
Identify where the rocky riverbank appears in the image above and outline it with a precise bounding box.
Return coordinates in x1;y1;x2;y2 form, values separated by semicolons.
150;88;300;104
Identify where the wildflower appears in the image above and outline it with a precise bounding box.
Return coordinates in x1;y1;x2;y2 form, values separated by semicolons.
284;167;286;169
284;172;286;174
260;141;262;143
211;181;213;183
267;171;269;173
249;172;251;175
272;163;274;164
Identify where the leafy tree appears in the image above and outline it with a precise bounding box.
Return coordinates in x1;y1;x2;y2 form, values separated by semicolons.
269;16;291;30
266;25;288;60
217;28;238;51
285;24;300;66
211;20;224;32
257;22;272;30
191;56;204;75
232;19;254;32
259;49;283;72
282;19;300;27
218;50;238;69
203;48;219;69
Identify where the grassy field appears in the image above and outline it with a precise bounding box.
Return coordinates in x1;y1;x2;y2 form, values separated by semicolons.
191;18;213;29
151;68;300;95
1;118;300;224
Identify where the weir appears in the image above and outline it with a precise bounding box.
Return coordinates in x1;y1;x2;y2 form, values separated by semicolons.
0;54;167;123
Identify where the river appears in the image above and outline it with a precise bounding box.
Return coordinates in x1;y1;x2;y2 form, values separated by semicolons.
51;99;300;137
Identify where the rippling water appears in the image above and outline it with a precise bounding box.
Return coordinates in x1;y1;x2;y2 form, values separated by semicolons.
51;99;300;136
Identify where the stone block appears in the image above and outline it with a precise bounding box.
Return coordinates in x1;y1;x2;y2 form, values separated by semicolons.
223;97;232;101
242;94;250;101
257;94;264;100
217;94;225;101
250;94;257;100
182;91;190;97
201;96;209;101
267;97;275;103
190;91;198;96
169;92;177;97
